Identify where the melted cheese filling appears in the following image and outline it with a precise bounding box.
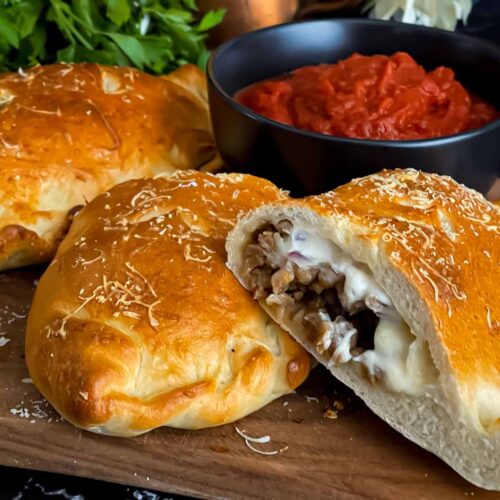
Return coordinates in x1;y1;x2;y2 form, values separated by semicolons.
276;225;437;396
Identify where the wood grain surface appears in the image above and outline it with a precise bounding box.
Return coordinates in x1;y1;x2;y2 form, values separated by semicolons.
0;267;497;500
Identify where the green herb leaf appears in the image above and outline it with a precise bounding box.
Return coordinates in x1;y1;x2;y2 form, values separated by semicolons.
104;0;131;27
182;0;198;11
158;16;199;60
0;0;225;74
106;32;149;69
100;37;131;66
71;0;106;33
19;23;47;65
196;8;225;32
138;36;174;74
196;45;210;70
8;0;44;39
57;43;119;65
0;10;20;48
160;7;193;24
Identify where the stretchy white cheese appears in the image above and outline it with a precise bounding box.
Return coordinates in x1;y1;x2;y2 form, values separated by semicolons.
266;224;436;396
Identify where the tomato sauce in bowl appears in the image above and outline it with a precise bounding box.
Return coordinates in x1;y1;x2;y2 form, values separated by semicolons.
235;52;498;141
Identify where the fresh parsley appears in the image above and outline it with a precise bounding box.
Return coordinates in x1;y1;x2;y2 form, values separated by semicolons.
0;0;225;73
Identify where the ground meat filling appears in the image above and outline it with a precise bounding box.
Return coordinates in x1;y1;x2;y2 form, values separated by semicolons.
244;220;383;366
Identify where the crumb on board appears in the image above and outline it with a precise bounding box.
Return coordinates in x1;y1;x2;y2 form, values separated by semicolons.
305;395;319;403
333;400;345;411
9;399;62;423
324;409;338;420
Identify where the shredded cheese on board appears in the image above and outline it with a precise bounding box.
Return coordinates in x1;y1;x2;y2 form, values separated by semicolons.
235;427;287;456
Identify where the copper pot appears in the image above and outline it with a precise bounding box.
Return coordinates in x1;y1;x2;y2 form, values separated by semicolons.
198;0;299;46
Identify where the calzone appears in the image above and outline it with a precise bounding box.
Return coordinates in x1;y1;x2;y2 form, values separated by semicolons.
227;169;500;490
26;171;310;436
0;63;219;270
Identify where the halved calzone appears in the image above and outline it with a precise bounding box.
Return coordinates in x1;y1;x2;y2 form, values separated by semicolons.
227;169;500;490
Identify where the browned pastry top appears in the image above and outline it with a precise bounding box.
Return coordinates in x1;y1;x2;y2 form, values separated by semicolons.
0;63;219;270
26;171;309;435
300;169;499;383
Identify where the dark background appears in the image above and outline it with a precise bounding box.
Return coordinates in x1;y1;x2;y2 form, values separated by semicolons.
460;0;500;42
2;1;499;498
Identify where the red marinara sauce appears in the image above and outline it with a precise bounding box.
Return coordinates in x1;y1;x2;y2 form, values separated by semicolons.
235;52;498;140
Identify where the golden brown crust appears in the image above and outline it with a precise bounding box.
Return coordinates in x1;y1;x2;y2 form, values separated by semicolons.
0;224;53;269
26;171;309;435
291;169;499;384
0;63;219;270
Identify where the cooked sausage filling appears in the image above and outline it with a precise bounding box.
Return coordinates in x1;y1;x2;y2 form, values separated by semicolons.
243;220;438;395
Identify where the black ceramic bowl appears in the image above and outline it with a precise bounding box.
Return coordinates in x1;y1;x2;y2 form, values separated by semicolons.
207;19;500;195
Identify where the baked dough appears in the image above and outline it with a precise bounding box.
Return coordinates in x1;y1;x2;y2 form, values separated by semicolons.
227;169;500;490
0;63;220;271
26;171;310;436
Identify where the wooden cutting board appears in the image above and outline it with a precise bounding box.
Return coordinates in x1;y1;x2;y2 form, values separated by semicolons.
0;267;497;500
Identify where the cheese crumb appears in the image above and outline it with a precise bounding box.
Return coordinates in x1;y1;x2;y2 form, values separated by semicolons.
324;409;338;419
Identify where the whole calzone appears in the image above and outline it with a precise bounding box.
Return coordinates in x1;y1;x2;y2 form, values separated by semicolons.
226;169;500;490
0;63;219;270
26;171;310;436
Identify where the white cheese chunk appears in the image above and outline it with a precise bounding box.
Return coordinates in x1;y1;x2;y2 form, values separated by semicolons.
354;316;436;395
